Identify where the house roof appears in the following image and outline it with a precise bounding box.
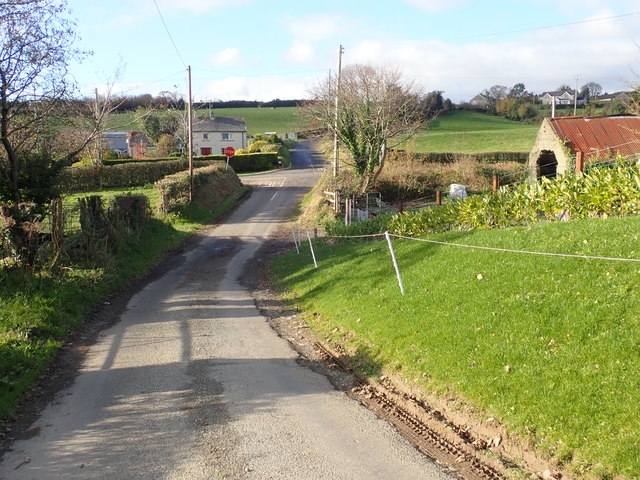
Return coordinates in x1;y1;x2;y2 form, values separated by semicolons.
193;116;247;132
549;115;640;160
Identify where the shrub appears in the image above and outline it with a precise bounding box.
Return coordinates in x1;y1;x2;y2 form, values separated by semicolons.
388;160;640;236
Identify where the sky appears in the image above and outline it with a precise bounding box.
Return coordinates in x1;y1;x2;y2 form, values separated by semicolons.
65;0;640;103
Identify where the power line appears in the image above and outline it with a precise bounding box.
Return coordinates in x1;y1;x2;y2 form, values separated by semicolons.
152;0;187;69
461;11;640;40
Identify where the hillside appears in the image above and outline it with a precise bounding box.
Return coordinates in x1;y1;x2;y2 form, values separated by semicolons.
410;110;540;153
272;215;640;479
105;106;303;137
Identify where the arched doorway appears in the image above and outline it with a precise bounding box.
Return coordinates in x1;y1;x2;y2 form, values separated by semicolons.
537;150;558;178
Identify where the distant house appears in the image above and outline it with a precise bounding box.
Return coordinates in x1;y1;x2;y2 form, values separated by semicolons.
592;92;631;104
103;131;128;154
127;131;152;159
192;116;248;156
528;115;640;179
539;89;586;106
469;94;490;108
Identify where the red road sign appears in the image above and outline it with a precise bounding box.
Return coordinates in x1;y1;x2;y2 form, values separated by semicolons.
224;146;235;157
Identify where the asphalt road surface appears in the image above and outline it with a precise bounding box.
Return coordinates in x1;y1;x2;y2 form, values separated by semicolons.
0;143;452;479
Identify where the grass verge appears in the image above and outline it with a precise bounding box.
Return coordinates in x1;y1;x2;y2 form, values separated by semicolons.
0;187;245;425
271;215;640;479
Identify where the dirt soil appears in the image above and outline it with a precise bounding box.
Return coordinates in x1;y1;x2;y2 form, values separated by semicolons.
241;225;569;480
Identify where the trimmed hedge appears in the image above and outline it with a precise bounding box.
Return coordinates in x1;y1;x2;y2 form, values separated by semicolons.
155;164;246;215
228;152;279;172
193;152;279;171
60;152;279;193
389;150;529;164
57;159;217;192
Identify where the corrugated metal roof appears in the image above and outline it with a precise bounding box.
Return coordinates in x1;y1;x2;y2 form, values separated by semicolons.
550;115;640;160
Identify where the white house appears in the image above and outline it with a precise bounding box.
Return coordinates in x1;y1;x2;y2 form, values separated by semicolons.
192;116;248;156
539;89;586;106
469;94;490;108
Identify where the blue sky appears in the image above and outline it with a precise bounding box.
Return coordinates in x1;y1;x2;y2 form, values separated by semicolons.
66;0;640;103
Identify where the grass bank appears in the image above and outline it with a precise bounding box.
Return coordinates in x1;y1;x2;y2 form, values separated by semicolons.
411;110;539;153
0;185;246;424
271;216;640;479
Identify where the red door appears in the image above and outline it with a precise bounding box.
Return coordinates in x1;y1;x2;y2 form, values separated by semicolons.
200;147;212;155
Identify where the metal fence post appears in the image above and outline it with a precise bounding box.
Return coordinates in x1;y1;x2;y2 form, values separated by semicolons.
385;231;404;295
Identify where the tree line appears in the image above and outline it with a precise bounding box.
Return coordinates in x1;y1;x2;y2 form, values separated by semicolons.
87;95;305;113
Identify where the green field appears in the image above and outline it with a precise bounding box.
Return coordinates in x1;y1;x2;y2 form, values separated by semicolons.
273;216;640;479
106;107;539;153
195;106;303;136
106;106;304;137
410;110;540;153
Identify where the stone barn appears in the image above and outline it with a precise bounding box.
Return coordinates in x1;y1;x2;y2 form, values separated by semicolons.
528;115;640;179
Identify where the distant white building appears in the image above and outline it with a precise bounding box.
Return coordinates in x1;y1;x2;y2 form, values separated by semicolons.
539;89;586;106
469;94;490;108
192;116;248;156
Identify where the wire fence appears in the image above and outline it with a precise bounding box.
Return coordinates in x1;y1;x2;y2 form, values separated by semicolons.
291;229;640;296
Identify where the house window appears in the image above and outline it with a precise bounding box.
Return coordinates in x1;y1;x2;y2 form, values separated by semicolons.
203;133;209;140
221;133;232;141
221;148;225;154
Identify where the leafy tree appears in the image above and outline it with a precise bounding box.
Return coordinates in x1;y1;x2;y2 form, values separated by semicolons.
155;134;177;157
303;65;425;193
509;83;527;99
139;108;185;145
0;0;89;204
557;84;572;92
418;90;445;120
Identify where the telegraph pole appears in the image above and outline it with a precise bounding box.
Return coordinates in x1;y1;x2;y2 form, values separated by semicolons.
574;74;579;116
187;66;194;203
333;45;344;177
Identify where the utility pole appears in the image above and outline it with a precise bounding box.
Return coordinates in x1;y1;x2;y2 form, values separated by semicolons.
187;66;194;203
574;74;579;116
333;45;344;177
94;88;102;165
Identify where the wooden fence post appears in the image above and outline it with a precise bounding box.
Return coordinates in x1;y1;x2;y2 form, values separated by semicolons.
575;151;585;173
435;190;442;206
492;174;500;192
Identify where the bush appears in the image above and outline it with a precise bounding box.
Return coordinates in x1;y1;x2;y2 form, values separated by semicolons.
388;159;640;236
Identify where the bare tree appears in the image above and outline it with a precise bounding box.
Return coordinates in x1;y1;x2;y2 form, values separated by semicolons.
0;0;88;203
581;81;603;100
303;65;424;193
480;85;508;108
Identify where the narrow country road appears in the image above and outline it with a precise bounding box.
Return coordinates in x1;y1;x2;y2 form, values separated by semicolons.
0;142;452;480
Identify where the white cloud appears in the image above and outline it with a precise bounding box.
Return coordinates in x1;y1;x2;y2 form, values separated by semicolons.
285;41;315;64
209;48;244;67
401;0;468;13
200;75;312;101
288;14;344;41
341;25;639;102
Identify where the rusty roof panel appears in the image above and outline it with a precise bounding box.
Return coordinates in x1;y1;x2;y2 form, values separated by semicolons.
550;115;640;160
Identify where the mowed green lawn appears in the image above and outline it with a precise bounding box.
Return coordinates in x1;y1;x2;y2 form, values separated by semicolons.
409;110;539;153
